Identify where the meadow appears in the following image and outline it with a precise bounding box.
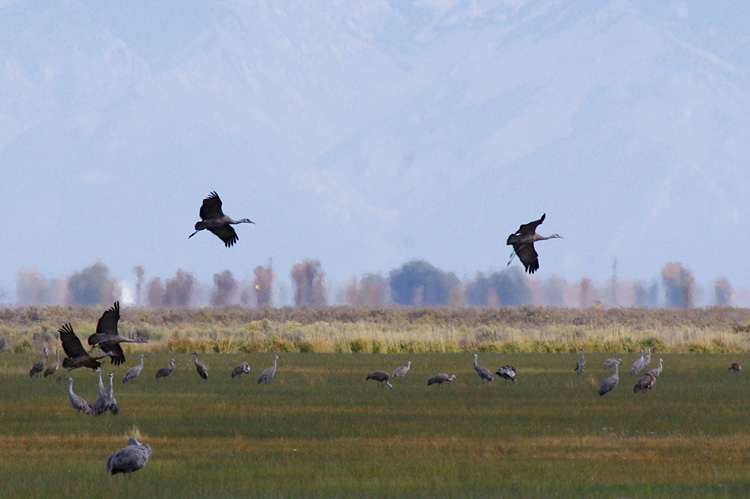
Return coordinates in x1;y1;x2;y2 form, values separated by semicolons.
1;306;749;497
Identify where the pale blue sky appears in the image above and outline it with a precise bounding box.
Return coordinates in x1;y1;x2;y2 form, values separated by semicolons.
2;0;750;305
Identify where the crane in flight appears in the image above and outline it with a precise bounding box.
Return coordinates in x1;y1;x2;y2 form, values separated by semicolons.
188;191;254;247
506;213;562;274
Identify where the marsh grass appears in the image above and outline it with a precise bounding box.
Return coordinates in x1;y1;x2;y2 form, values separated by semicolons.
1;352;748;497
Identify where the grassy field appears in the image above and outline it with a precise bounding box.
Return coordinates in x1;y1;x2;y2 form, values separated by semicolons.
1;351;748;497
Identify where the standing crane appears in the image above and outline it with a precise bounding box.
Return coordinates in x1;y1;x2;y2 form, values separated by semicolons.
122;354;147;384
392;361;412;379
258;355;279;384
473;353;494;384
106;436;152;477
646;358;663;379
66;377;92;414
29;347;49;377
643;347;653;369
575;348;585;374
87;301;146;366
366;370;393;388
155;359;175;379
630;350;646;375
597;359;622;396
231;361;251;379
603;357;622;369
633;372;656;393
193;352;208;380
188;191;254;247
495;365;517;384
506;213;562;274
427;373;457;387
59;323;112;371
729;362;741;372
93;369;119;415
44;349;60;378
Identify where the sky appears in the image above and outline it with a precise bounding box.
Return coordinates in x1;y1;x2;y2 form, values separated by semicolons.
2;0;750;305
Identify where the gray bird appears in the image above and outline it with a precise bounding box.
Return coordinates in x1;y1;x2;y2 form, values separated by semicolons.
506;213;562;274
427;373;456;387
597;359;622;396
67;377;92;415
392;361;412;379
257;355;278;384
643;347;653;369
603;357;621;369
188;191;254;247
366;370;393;388
44;348;60;378
231;361;251;379
87;301;146;366
495;365;517;384
122;354;147;383
106;436;152;476
29;347;49;377
155;359;175;379
193;352;208;380
630;350;646;375
575;348;585;374
473;353;494;383
59;323;112;371
93;370;119;416
646;358;663;379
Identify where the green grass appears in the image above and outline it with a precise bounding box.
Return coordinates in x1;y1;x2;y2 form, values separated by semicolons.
1;352;749;497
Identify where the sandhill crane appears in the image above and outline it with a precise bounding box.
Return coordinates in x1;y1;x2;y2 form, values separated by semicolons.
155;359;175;379
643;347;653;368
633;372;656;393
188;191;254;247
67;377;92;414
44;349;60;378
106;436;152;477
603;357;621;369
93;370;119;416
193;352;208;380
392;361;412;379
506;213;562;274
59;323;112;371
473;353;494;384
427;373;456;387
597;359;622;396
729;362;741;372
495;365;517;384
646;358;663;379
258;355;278;384
29;347;49;377
122;354;147;384
87;301;146;365
575;348;585;374
231;361;251;379
630;350;646;375
366;370;393;388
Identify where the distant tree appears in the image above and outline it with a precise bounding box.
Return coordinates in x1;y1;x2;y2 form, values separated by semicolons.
16;269;49;305
465;268;531;307
211;270;237;307
146;277;164;308
133;266;145;306
67;262;118;306
578;277;591;308
543;277;567;306
345;273;389;306
291;259;326;306
634;280;660;307
389;260;459;306
714;277;733;306
253;264;274;307
163;269;195;308
661;262;695;309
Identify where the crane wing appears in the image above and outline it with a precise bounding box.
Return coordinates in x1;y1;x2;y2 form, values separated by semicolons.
89;301;120;345
59;323;87;359
199;191;225;220
208;225;239;247
514;213;545;236
513;243;540;274
98;342;125;366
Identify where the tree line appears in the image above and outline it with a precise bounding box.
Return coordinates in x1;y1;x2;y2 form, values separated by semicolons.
12;258;734;309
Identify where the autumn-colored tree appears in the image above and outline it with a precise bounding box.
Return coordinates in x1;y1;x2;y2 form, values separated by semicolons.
253;264;274;307
291;259;326;306
211;270;237;307
16;268;49;305
578;277;591;308
67;262;118;306
163;270;195;308
345;274;388;306
714;276;733;306
146;277;164;308
133;266;145;306
661;262;695;309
